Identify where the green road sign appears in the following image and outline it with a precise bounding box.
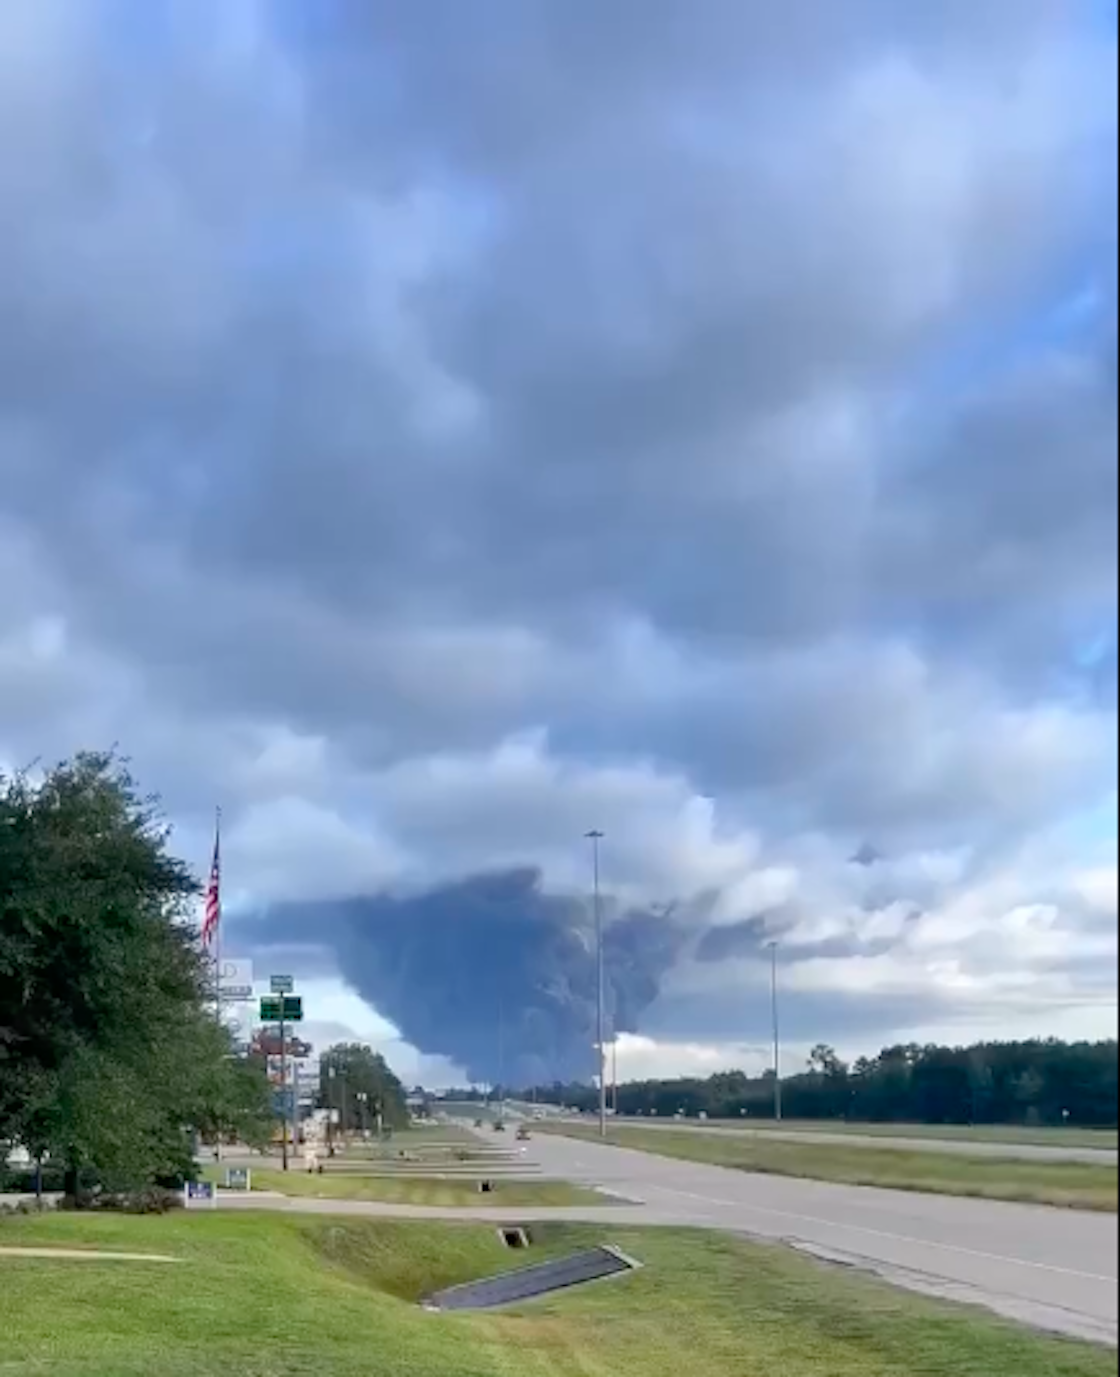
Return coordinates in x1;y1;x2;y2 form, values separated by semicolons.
259;994;302;1023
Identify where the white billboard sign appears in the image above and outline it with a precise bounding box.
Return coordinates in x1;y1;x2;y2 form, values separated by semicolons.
217;958;254;1002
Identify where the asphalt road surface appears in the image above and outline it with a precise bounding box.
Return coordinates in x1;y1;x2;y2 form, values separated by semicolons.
526;1130;1118;1345
606;1118;1119;1164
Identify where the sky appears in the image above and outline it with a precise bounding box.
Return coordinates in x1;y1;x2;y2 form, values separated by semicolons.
0;0;1116;1088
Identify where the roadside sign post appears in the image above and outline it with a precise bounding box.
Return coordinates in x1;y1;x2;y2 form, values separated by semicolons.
261;982;302;1172
184;1180;216;1210
225;1166;251;1191
280;997;289;1171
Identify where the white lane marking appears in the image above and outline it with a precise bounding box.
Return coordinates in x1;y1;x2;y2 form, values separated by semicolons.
648;1186;1116;1285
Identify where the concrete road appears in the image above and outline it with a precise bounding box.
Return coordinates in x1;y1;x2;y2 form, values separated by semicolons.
605;1118;1119;1164
525;1130;1118;1345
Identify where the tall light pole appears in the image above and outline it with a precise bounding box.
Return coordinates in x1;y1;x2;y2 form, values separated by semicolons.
497;995;505;1122
767;940;782;1122
586;829;607;1139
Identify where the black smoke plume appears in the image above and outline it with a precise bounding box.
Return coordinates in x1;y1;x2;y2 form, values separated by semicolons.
262;868;690;1083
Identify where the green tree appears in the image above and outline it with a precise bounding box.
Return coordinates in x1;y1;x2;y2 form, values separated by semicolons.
320;1043;409;1134
1;751;269;1194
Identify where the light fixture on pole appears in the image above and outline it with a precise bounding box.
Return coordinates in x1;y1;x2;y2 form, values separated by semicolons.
585;829;607;1139
767;940;782;1122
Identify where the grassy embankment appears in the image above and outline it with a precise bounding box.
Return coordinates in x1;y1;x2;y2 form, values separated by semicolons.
1;1210;1113;1376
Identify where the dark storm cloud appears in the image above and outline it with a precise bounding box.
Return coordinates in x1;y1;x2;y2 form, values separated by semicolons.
3;1;1112;706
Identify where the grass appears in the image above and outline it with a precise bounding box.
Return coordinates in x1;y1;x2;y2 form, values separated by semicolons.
540;1124;1119;1211
208;1166;607;1208
0;1209;1113;1376
689;1120;1120;1150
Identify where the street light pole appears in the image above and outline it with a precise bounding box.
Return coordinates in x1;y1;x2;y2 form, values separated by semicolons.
497;995;505;1122
586;829;606;1139
768;940;782;1123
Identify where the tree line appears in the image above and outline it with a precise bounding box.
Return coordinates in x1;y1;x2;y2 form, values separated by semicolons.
508;1038;1118;1128
1;753;273;1200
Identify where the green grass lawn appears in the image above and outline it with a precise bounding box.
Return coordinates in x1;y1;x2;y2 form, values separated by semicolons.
0;1210;1112;1376
694;1120;1120;1150
540;1124;1118;1211
210;1167;606;1208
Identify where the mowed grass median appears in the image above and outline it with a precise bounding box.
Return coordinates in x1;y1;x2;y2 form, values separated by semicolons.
685;1120;1120;1151
539;1124;1119;1211
1;1210;1114;1376
208;1166;607;1208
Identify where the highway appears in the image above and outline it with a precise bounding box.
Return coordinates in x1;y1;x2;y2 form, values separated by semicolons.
526;1131;1118;1343
216;1129;1118;1345
603;1118;1119;1164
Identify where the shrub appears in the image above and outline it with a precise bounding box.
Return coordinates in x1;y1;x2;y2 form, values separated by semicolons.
59;1185;183;1214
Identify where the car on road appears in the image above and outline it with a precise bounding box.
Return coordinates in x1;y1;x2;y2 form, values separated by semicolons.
516;1126;531;1141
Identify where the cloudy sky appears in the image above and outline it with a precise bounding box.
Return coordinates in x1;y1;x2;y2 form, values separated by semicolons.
1;0;1116;1087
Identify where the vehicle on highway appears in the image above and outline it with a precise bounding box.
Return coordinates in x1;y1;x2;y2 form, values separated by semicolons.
516;1125;531;1141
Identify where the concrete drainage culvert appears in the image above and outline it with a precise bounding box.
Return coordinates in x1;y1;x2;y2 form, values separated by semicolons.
423;1245;641;1312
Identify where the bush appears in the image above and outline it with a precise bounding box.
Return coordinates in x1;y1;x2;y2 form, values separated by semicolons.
59;1186;183;1214
0;1198;59;1216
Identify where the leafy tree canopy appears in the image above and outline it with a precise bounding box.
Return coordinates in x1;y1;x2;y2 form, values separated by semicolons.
1;752;271;1192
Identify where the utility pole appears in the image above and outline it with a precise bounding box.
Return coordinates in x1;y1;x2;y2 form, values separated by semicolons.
611;1036;618;1116
327;1063;336;1156
289;1034;299;1161
768;940;782;1123
585;829;607;1139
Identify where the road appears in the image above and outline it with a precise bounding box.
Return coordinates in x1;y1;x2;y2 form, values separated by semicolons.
604;1118;1119;1164
530;1131;1119;1343
214;1130;1118;1345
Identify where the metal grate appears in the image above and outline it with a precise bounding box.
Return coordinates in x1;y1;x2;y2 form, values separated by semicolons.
424;1245;639;1312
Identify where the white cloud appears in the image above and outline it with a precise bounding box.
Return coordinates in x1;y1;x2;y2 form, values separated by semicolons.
0;2;1114;1079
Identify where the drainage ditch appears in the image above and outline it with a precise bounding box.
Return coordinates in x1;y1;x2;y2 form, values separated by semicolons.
423;1244;641;1312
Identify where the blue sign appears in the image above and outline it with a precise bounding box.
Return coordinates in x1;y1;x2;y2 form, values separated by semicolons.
184;1180;216;1209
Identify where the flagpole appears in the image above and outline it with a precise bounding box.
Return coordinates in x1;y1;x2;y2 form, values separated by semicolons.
212;807;222;1164
213;806;222;1024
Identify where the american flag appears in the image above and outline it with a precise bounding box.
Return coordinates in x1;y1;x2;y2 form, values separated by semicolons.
201;822;221;948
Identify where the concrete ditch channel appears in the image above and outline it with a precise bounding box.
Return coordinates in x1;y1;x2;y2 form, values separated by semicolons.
423;1243;642;1312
